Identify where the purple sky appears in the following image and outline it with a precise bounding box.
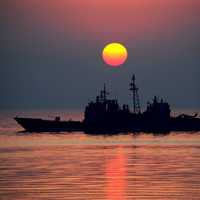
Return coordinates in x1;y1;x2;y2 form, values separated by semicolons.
0;0;200;110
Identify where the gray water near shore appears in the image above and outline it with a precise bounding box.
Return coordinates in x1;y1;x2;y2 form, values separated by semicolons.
0;110;200;200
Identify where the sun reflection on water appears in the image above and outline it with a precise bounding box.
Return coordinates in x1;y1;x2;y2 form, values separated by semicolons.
106;147;127;200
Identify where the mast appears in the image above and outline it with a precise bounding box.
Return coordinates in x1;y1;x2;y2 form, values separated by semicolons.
129;74;141;114
100;83;109;102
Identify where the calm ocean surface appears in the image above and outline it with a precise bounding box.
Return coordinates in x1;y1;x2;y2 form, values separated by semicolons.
0;110;200;200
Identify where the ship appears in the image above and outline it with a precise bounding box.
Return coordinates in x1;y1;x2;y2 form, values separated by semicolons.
15;74;200;133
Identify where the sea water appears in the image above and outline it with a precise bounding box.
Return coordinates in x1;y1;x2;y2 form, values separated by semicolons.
0;110;200;200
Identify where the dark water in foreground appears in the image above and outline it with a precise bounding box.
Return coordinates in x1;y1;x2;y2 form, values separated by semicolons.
0;110;200;200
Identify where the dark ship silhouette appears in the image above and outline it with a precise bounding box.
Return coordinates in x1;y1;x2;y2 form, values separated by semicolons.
15;74;200;133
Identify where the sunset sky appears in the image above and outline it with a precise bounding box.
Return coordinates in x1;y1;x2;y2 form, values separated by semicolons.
0;0;199;110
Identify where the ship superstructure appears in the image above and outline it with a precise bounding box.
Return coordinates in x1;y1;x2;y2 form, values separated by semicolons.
84;84;131;132
84;74;172;132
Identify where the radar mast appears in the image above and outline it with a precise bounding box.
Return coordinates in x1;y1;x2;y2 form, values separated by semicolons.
129;74;141;114
100;83;109;102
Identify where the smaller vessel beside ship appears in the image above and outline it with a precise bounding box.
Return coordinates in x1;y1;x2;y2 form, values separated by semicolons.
15;74;200;133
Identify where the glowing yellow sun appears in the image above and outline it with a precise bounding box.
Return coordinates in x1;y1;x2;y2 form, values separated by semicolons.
102;43;128;67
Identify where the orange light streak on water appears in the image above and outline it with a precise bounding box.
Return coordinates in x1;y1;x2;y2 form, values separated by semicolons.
106;147;127;200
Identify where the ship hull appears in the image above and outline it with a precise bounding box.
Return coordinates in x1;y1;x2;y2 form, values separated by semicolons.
15;117;84;132
15;117;200;133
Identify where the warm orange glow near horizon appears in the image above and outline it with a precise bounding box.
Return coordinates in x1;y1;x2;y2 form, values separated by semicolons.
102;43;128;67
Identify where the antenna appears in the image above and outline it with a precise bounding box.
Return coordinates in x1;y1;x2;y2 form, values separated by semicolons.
129;74;141;114
100;83;109;102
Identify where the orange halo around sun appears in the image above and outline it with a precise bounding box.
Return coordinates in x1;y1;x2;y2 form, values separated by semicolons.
102;43;128;67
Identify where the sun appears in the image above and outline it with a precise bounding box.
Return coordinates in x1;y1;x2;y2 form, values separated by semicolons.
102;43;128;67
